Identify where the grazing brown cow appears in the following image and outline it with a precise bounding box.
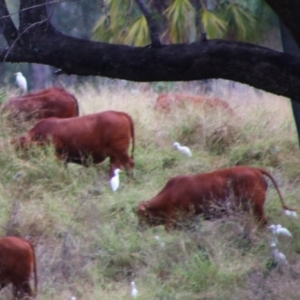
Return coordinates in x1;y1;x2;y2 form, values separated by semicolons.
3;87;79;122
12;110;135;177
137;166;295;230
154;93;234;114
0;236;37;299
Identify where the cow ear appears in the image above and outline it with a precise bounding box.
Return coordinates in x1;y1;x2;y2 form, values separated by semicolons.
139;201;148;214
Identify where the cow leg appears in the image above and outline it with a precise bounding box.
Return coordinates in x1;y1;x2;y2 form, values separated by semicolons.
252;202;268;225
12;284;20;299
55;152;68;168
14;281;32;300
109;165;115;178
109;157;121;178
109;150;135;178
165;219;175;231
0;282;7;291
17;282;33;300
165;209;176;231
119;153;135;178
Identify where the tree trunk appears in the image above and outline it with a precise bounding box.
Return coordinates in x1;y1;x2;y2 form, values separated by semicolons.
279;20;300;146
31;64;53;90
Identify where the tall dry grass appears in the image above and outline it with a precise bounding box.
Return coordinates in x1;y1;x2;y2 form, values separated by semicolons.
0;80;300;299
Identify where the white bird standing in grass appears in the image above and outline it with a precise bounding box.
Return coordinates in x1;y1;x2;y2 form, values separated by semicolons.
272;247;288;265
14;72;27;94
155;235;165;248
269;224;293;237
12;171;24;181
268;235;278;248
268;223;292;267
110;168;121;191
131;281;138;298
284;209;298;218
173;142;192;157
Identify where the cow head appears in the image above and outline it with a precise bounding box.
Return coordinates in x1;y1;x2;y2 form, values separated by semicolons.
136;201;149;230
11;135;31;151
136;200;165;230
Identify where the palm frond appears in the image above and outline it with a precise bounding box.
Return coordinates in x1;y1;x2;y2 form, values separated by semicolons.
201;9;228;39
164;0;195;43
220;2;258;41
124;16;151;46
92;0;137;44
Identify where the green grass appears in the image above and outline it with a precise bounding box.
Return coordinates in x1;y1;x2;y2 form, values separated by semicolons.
0;83;300;299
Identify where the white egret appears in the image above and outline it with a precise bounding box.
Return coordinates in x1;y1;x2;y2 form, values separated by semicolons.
268;235;278;248
275;224;293;237
12;171;24;181
130;281;138;298
173;142;192;157
268;224;293;237
284;209;298;218
110;168;121;192
14;72;27;94
272;248;288;265
155;235;165;248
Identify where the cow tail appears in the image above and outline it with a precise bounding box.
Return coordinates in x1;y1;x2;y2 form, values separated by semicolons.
30;242;38;296
128;114;135;159
72;94;80;116
257;168;296;212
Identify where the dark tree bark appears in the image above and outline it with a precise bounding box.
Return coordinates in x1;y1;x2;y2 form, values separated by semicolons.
135;0;161;47
265;0;300;49
279;21;300;146
0;0;17;46
1;0;300;102
31;63;53;90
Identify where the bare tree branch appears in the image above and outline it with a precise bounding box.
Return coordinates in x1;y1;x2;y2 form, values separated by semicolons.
121;0;134;35
135;0;161;47
99;0;110;28
265;0;300;48
150;0;168;14
191;0;206;40
0;0;18;46
1;28;300;102
19;0;54;33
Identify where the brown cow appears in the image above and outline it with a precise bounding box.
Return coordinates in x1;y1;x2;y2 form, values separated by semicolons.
137;166;295;230
0;236;37;299
12;110;135;177
3;87;79;122
154;93;234;114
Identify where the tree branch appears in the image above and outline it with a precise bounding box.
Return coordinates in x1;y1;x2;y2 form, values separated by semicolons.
2;0;300;104
19;0;54;33
135;0;161;47
1;27;300;101
0;0;18;46
265;0;300;48
192;0;206;40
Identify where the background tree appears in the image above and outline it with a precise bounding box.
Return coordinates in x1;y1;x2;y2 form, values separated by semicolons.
92;0;277;46
0;0;300;101
1;0;101;90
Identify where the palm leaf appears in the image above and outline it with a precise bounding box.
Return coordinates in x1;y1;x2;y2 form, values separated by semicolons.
163;0;195;43
201;9;227;39
92;0;137;44
220;2;258;41
124;16;151;46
